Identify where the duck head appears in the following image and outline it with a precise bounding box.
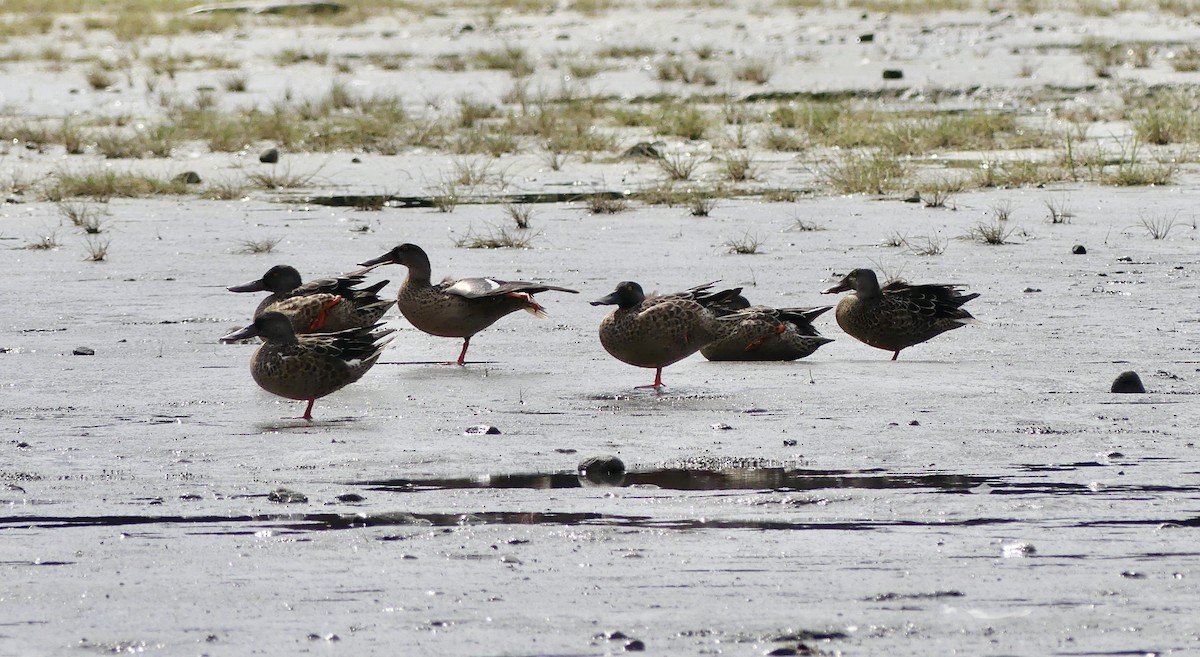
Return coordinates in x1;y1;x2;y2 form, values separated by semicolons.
590;281;646;309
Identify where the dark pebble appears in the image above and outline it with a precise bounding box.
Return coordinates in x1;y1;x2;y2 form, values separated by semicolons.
1023;287;1042;293
174;171;202;184
767;649;798;656
351;157;362;163
606;631;629;640
1120;570;1145;579
882;68;904;79
464;425;501;435
259;147;280;163
858;33;874;42
268;488;308;504
73;346;95;356
1111;371;1145;393
1072;244;1086;254
711;422;733;430
579;454;626;487
624;639;645;652
909;420;920;426
783;439;798;447
336;493;365;503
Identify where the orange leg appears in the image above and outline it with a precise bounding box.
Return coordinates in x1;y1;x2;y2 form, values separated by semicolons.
453;337;471;366
635;367;665;389
301;398;315;420
307;296;344;332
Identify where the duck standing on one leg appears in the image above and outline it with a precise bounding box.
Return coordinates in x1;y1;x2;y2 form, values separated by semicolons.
700;294;834;361
227;264;393;334
358;243;578;365
591;281;743;389
821;268;978;360
220;312;396;421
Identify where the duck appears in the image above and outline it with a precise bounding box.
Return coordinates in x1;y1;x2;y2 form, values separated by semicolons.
700;295;834;361
822;268;978;360
591;281;743;388
227;264;393;334
358;243;578;365
220;312;396;420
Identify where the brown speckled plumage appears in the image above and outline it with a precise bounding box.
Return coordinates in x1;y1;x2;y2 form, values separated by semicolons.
701;296;833;361
228;264;393;334
359;243;577;364
220;312;395;420
822;268;978;360
591;281;742;388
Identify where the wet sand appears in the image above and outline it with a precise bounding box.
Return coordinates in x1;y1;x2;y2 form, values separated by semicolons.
3;189;1199;655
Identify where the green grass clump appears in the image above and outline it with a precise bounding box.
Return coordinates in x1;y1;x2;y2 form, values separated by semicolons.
820;150;910;195
43;168;190;200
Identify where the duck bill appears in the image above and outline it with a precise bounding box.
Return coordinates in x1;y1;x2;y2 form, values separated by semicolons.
589;291;623;306
227;278;267;293
821;278;852;294
357;252;392;269
220;324;260;343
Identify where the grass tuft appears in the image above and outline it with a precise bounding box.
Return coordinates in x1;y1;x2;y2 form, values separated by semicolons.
724;232;762;254
1139;212;1177;239
236;237;282;255
454;226;539;249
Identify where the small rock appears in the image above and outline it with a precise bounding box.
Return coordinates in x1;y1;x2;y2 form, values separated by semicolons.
909;420;920;426
72;346;95;356
858;33;874;42
351;157;362;163
624;639;645;652
268;488;308;504
783;439;798;447
1072;244;1087;254
1002;542;1036;558
336;493;365;503
767;648;799;656
174;171;202;184
1023;287;1042;293
578;455;626;487
882;68;904;80
606;631;629;641
259;147;280;163
1120;570;1146;579
1111;371;1146;394
711;422;733;430
463;425;501;435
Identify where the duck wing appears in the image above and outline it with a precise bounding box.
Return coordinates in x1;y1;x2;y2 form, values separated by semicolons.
440;277;578;299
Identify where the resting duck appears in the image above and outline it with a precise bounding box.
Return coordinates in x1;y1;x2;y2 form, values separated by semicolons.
591;281;742;388
220;311;395;420
227;264;392;334
358;243;577;365
701;295;833;361
822;268;978;360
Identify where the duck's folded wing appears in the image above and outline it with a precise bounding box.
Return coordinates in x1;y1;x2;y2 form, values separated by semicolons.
442;277;578;298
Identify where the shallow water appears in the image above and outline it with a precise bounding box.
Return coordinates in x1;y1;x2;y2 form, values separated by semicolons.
3;190;1200;656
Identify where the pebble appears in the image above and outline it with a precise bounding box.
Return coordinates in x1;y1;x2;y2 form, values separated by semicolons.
1111;371;1145;393
711;422;733;430
882;68;904;79
464;425;501;435
1002;541;1036;558
783;439;798;447
174;171;201;184
336;493;365;502
268;488;308;504
259;147;280;163
1072;244;1087;254
72;346;95;356
624;639;645;651
578;455;626;486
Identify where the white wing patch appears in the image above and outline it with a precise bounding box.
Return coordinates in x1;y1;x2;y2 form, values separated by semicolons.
445;277;504;298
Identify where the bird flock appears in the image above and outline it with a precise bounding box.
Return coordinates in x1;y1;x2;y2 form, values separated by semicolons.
221;243;978;420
